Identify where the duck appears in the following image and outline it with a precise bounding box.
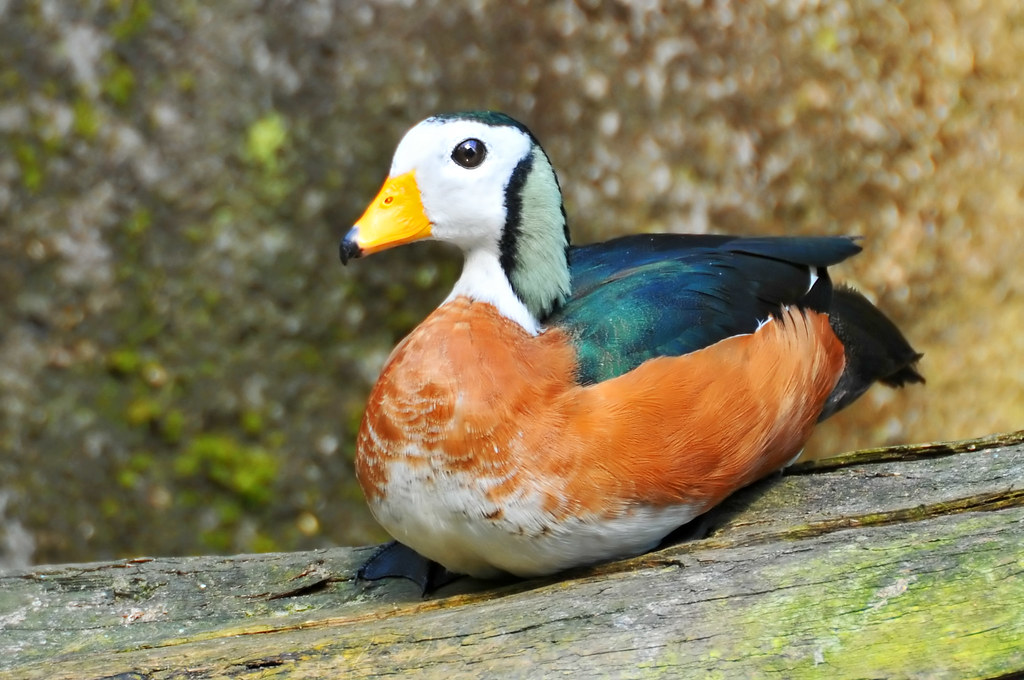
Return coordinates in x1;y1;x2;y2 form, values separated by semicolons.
339;111;923;590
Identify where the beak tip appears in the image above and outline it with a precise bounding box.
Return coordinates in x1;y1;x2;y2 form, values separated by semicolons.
339;236;362;265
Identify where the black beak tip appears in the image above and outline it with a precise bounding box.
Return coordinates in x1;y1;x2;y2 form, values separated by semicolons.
339;237;362;266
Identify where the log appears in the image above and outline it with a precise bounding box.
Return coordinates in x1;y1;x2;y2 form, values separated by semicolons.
2;432;1022;679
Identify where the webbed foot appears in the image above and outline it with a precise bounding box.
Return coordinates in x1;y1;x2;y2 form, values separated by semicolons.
357;541;463;595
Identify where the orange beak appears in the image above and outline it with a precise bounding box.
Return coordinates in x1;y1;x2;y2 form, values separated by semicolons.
339;171;432;264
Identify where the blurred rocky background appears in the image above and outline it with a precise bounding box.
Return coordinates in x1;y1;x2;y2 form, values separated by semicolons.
1;0;1022;569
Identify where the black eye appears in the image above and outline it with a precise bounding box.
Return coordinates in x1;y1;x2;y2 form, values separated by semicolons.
451;138;487;168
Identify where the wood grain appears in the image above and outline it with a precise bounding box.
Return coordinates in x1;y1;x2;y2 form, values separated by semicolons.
2;431;1021;679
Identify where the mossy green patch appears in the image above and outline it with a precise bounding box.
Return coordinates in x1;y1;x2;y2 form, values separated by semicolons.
108;348;143;376
72;97;100;140
664;514;1024;677
175;433;279;507
245;113;289;172
160;409;185;443
125;207;152;236
116;467;141;489
109;0;153;42
13;140;43;191
100;497;122;518
102;60;137;106
240;410;264;436
125;397;159;425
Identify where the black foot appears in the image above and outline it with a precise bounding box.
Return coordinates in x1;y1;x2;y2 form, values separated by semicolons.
658;510;720;549
357;541;463;595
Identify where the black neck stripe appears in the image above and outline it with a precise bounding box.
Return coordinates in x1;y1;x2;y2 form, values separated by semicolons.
499;153;533;287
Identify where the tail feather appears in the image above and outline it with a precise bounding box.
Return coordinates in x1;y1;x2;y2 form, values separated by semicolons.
820;286;924;421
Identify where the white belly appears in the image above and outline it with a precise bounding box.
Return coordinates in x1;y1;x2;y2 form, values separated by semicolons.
368;458;702;578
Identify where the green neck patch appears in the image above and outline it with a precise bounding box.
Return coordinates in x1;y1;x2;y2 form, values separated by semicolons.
500;146;571;321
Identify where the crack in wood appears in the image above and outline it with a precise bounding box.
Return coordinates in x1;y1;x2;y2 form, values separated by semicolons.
264;577;335;600
238;655;289;669
579;488;1024;581
787;431;1024;474
693;488;1024;550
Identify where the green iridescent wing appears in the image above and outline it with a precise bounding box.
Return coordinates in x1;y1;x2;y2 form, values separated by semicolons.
549;234;862;385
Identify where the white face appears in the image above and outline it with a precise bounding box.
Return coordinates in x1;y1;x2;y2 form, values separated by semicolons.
390;118;534;252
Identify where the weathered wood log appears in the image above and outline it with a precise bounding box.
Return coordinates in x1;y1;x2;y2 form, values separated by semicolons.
2;432;1022;679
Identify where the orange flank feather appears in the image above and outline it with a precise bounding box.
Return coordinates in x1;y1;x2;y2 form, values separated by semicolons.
355;296;845;576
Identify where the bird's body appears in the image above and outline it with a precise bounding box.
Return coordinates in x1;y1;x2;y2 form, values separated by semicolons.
341;111;922;583
358;297;843;578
